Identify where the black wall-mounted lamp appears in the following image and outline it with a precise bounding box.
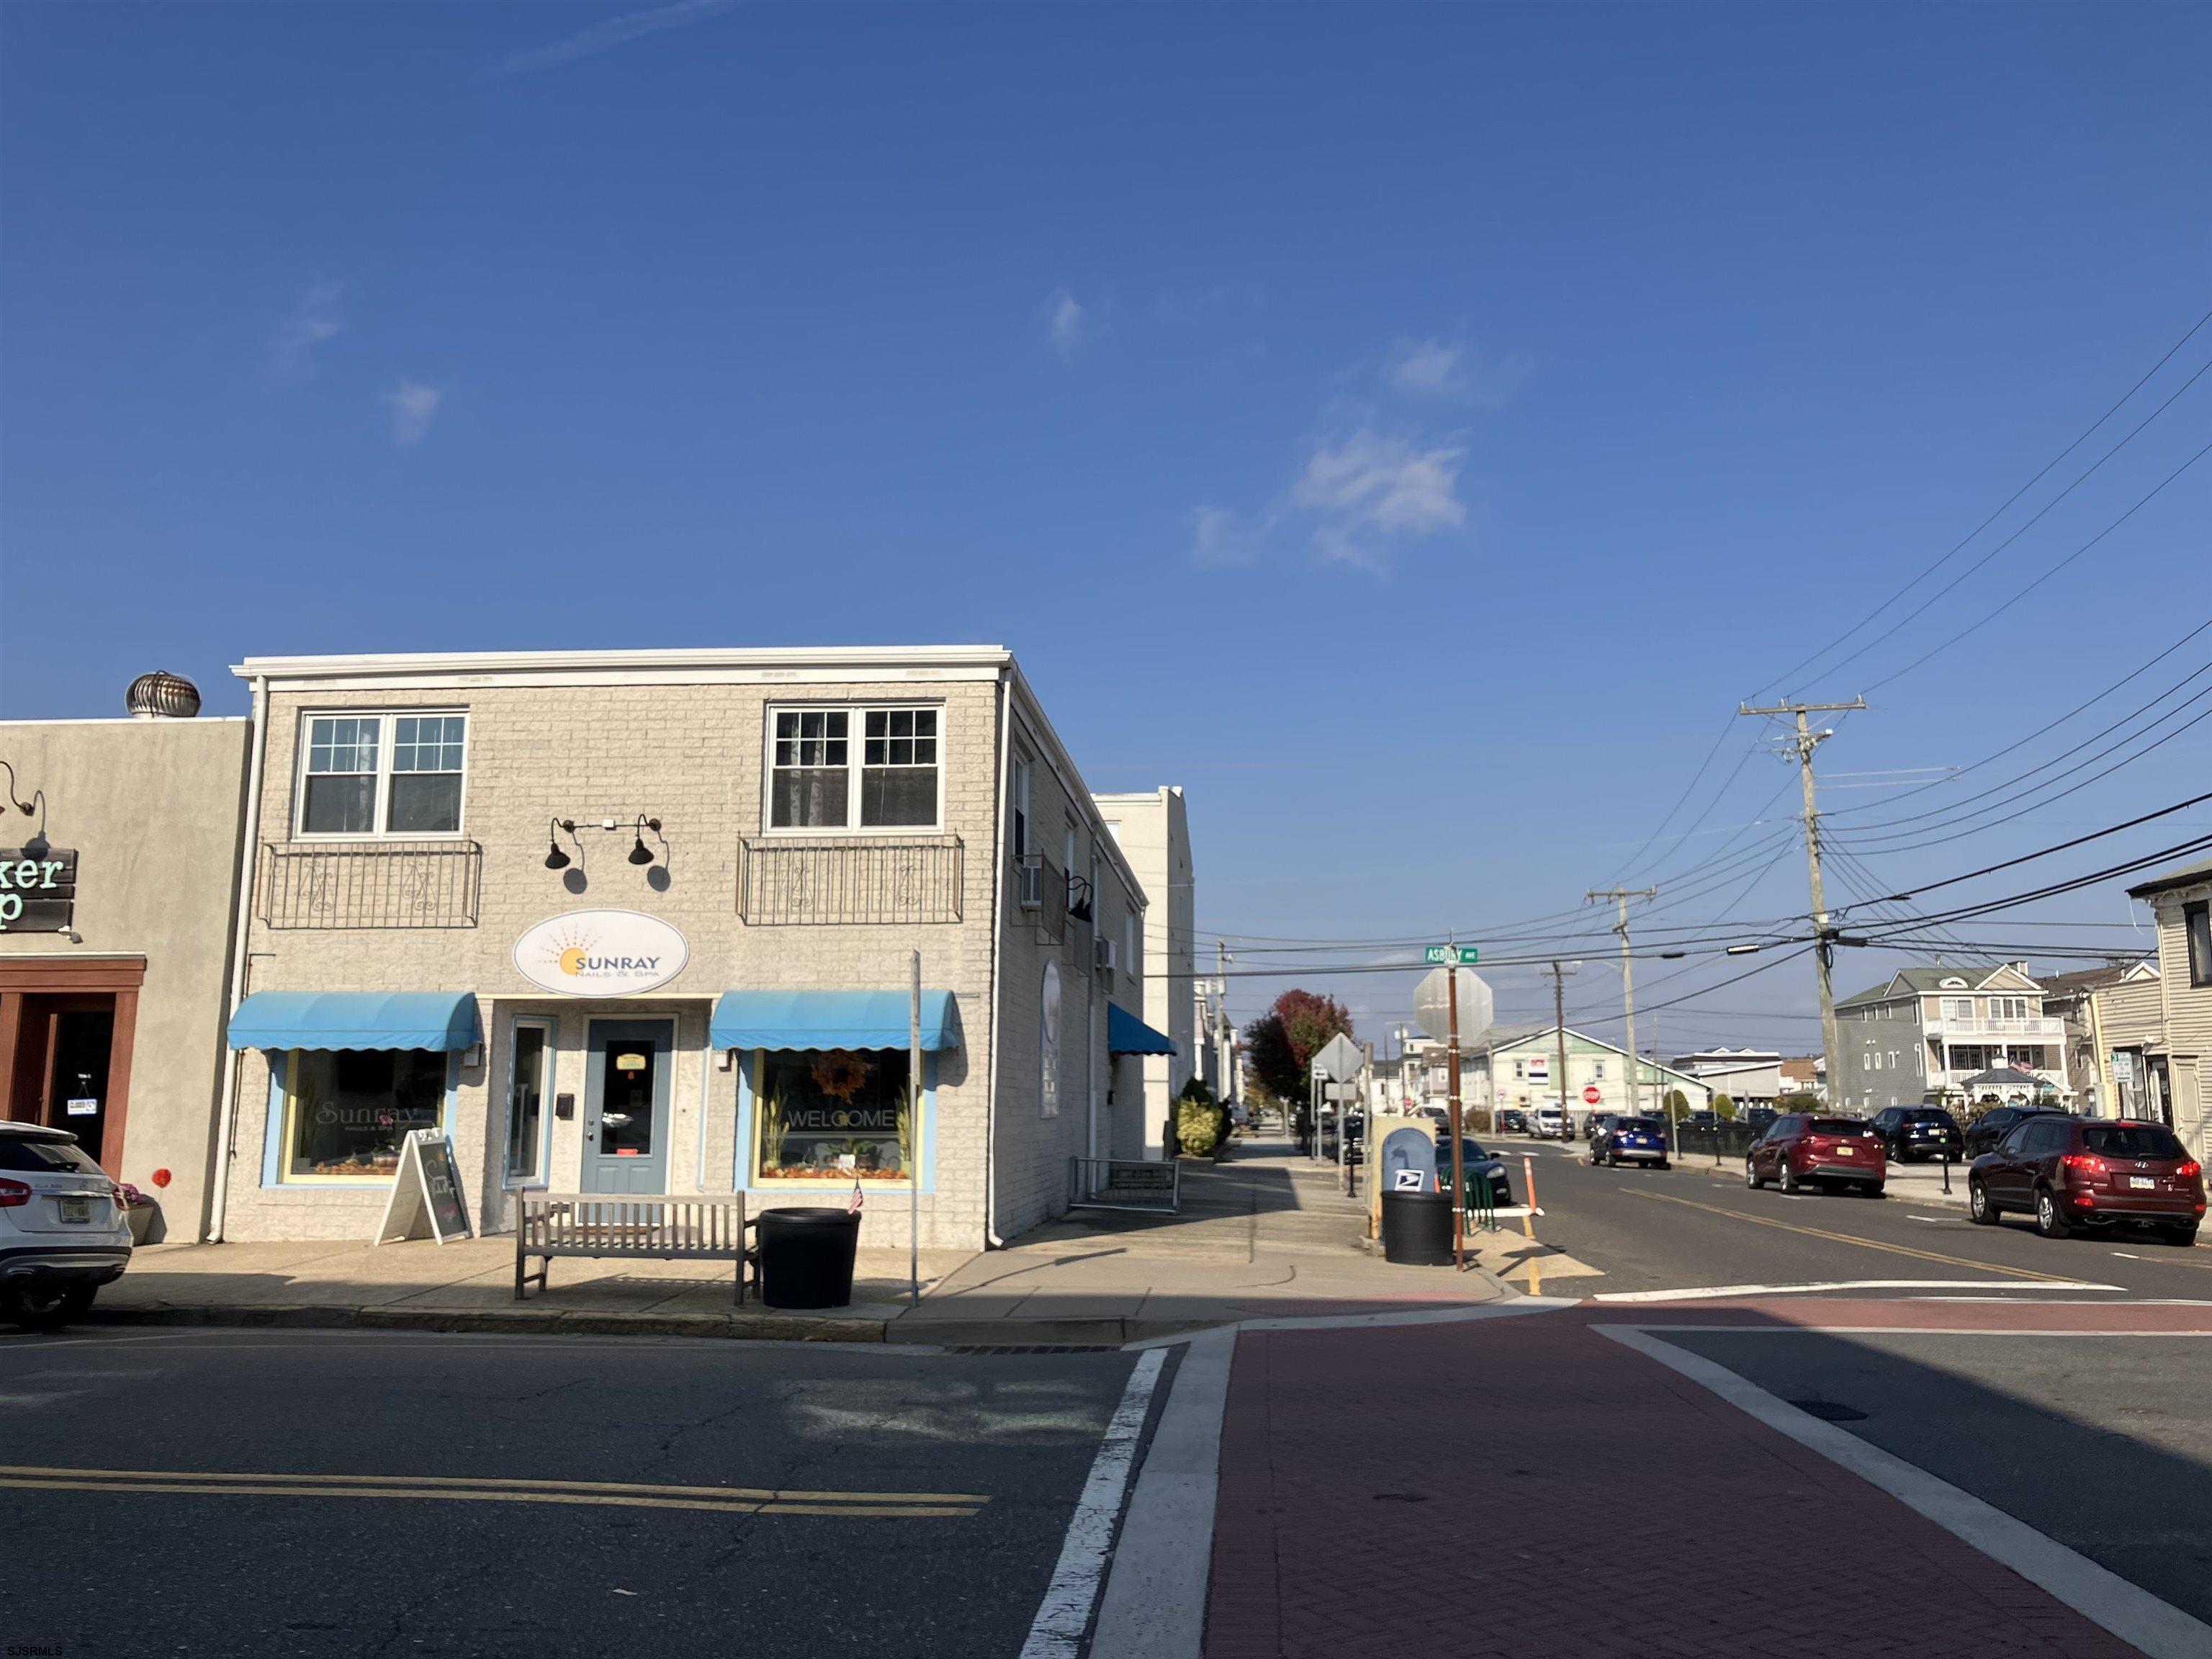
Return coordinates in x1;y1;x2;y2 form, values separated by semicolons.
544;817;576;871
628;816;662;866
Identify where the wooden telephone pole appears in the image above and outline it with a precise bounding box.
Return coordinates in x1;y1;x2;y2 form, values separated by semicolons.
1738;698;1866;1105
1587;887;1655;1112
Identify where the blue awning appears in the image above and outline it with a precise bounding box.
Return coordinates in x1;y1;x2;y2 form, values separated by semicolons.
228;992;482;1053
710;989;961;1052
1109;1002;1176;1057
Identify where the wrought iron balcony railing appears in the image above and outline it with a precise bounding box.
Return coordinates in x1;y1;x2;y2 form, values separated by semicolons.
739;835;963;925
258;840;482;930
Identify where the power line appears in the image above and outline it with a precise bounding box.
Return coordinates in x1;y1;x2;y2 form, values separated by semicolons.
1751;302;2212;699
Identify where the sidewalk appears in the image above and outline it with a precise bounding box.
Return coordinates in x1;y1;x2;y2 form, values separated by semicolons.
1204;1305;2143;1658
93;1138;1509;1343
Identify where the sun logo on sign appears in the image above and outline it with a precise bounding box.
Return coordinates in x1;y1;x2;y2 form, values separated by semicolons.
539;922;599;978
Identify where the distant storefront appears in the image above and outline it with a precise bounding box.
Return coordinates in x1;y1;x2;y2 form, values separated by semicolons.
214;647;1174;1248
0;676;252;1241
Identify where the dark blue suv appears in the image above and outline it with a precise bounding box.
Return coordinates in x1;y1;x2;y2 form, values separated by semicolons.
1590;1115;1671;1169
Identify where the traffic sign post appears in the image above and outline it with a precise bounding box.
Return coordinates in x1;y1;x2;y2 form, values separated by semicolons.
1583;1084;1602;1107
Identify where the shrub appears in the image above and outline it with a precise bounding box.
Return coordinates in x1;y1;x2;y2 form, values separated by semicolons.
1712;1093;1737;1120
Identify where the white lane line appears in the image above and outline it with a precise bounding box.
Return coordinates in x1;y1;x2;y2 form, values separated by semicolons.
2114;1251;2144;1260
1020;1347;1166;1659
1089;1331;1232;1659
1600;1324;2212;1659
1592;1279;2121;1303
1907;1214;1958;1223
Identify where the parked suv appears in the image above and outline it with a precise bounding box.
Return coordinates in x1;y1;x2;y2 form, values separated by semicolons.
1744;1113;1886;1197
1528;1104;1566;1140
1963;1103;2068;1161
0;1123;132;1330
1969;1118;2204;1244
1871;1105;1965;1164
1589;1115;1670;1169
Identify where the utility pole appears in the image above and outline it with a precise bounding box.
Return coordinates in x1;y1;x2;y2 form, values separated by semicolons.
1587;887;1655;1113
1738;698;1866;1111
1447;949;1465;1271
1541;961;1578;1131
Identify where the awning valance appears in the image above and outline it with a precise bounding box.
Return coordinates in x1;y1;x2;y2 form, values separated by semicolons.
1109;1002;1176;1056
228;991;482;1053
710;989;961;1053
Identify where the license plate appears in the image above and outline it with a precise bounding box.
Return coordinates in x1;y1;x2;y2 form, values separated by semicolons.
58;1197;91;1223
2129;1176;2155;1190
1836;1146;1854;1156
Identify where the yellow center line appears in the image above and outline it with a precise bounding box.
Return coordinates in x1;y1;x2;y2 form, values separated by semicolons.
0;1462;983;1506
1629;1190;2092;1285
0;1475;976;1518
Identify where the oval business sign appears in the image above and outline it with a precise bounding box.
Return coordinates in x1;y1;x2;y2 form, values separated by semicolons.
513;909;688;997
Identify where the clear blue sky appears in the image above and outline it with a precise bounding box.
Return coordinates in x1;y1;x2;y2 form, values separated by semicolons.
4;3;2207;1051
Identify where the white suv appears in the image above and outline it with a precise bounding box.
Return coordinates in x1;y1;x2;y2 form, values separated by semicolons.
1529;1103;1567;1139
1;1123;132;1330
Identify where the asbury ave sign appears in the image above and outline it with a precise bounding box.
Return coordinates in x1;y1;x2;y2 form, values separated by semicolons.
1424;944;1480;965
0;846;77;933
513;909;689;997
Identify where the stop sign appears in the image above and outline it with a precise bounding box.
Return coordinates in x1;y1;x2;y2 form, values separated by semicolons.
1582;1084;1602;1106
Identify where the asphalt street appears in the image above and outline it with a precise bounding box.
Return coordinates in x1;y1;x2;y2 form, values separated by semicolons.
1671;1327;2212;1626
1510;1136;2212;1300
0;1327;1143;1658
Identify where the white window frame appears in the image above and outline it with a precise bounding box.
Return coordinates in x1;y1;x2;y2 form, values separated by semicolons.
292;709;469;840
760;702;946;835
503;1016;557;1188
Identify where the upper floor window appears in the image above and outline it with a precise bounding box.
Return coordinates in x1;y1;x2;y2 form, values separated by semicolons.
297;711;467;837
1010;757;1033;857
768;705;940;830
1941;997;1976;1022
2185;900;2211;989
1989;996;2032;1020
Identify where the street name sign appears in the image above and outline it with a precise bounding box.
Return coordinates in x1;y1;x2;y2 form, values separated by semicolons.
1424;945;1481;965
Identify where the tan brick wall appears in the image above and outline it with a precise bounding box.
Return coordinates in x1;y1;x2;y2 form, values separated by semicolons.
226;676;1004;1248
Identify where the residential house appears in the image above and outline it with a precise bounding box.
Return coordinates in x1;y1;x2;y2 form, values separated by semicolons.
1778;1055;1823;1100
1668;1047;1783;1109
2113;855;2212;1154
1832;963;2069;1112
2037;960;2158;1117
1462;1023;1713;1125
2085;960;2166;1122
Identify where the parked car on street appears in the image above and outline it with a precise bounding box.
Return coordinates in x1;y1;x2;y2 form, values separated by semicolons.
1740;1106;1778;1136
1496;1107;1527;1136
1871;1105;1965;1164
1962;1103;2069;1161
1434;1137;1514;1210
1;1123;132;1330
1589;1115;1670;1169
1744;1113;1887;1197
1528;1104;1567;1139
1968;1118;2204;1244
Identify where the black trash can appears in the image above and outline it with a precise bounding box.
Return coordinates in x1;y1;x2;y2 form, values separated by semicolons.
1380;1190;1455;1266
755;1208;862;1308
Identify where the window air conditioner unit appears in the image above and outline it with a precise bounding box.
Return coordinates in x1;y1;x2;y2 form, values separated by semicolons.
1096;937;1117;974
1016;853;1044;910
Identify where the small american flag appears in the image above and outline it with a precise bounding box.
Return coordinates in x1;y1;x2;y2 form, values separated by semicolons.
845;1179;865;1215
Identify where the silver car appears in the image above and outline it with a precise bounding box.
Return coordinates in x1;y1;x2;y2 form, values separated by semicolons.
1;1123;132;1330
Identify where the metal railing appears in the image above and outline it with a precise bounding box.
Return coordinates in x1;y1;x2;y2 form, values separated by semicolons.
1674;1121;1762;1161
739;835;963;925
1934;1016;2065;1040
258;840;482;930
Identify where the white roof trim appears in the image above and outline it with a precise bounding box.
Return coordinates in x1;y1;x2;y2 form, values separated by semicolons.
233;645;1013;686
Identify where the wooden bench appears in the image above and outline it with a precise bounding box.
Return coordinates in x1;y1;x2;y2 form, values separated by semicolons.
514;1192;750;1305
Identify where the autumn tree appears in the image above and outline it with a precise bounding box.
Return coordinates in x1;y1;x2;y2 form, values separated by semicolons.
1244;989;1356;1106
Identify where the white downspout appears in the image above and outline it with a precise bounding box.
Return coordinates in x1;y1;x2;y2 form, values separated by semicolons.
984;669;1012;1247
207;673;271;1242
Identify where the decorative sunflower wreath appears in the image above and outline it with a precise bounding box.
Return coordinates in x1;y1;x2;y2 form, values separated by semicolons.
811;1049;871;1102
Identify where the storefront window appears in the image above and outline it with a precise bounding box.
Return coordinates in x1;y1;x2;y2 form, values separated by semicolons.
754;1049;913;1182
284;1048;447;1180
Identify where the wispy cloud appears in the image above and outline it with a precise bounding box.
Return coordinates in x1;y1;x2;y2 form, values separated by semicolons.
382;380;443;447
1045;287;1089;362
1385;336;1529;408
269;282;344;378
485;0;740;80
1188;332;1519;575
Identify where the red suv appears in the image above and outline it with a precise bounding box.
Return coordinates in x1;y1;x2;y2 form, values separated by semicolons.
1969;1118;2204;1244
1745;1113;1887;1197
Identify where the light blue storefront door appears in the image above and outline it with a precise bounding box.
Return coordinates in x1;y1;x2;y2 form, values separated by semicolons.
583;1020;673;1194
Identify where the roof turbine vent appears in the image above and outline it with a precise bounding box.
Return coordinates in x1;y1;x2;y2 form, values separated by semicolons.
126;669;202;719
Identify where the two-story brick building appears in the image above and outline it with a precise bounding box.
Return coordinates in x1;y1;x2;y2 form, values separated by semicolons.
212;646;1172;1249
